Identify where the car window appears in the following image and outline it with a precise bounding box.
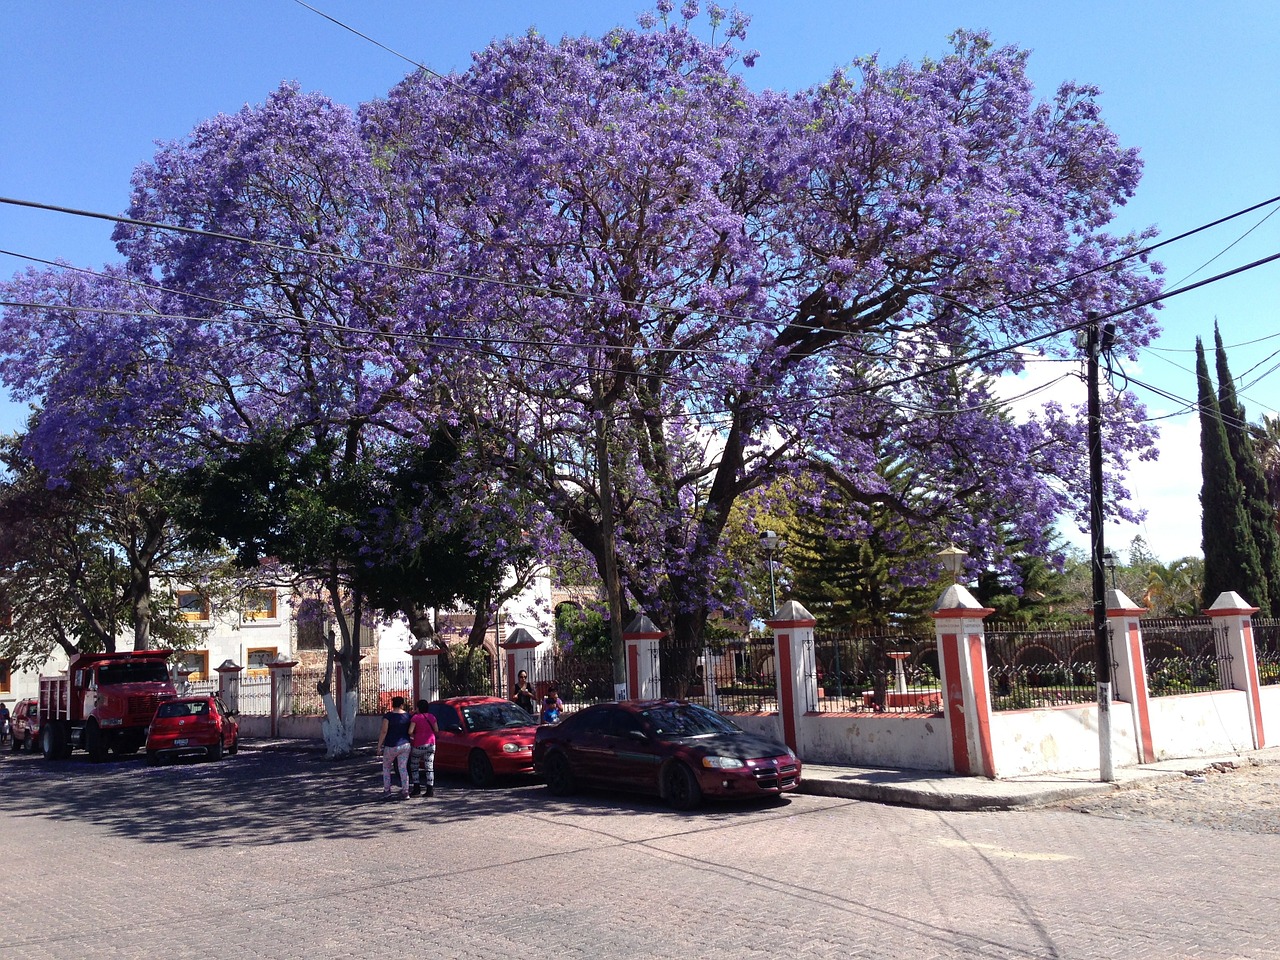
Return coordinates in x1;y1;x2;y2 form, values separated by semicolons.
428;703;462;730
462;702;534;732
567;706;611;736
640;703;741;737
608;709;646;738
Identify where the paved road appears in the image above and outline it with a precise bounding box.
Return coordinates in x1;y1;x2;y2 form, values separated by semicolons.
2;745;1277;959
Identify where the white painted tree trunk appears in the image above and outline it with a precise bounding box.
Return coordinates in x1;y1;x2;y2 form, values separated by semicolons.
320;689;359;759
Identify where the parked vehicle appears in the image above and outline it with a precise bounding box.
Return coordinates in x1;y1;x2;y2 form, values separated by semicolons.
39;650;177;762
425;696;539;787
533;699;801;810
9;698;40;752
145;695;239;764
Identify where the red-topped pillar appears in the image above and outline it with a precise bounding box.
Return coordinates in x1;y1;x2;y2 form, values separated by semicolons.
407;642;442;707
266;654;299;738
216;659;244;714
1107;588;1154;763
932;584;997;778
623;615;666;701
765;600;817;755
1206;591;1266;749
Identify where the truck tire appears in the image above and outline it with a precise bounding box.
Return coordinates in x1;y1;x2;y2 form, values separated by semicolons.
41;722;64;761
85;721;107;763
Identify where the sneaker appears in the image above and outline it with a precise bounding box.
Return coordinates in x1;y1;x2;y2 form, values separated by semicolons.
400;789;411;799
410;783;422;797
424;785;434;798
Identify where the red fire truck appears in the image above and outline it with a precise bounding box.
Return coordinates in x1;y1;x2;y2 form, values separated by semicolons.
39;650;177;761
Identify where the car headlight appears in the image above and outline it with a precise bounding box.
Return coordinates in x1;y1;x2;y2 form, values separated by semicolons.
784;746;797;760
502;742;528;753
701;756;745;770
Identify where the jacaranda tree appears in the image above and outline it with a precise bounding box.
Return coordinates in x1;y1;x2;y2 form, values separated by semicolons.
0;6;1163;714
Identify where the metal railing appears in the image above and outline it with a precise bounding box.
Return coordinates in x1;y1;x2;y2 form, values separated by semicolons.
701;637;779;713
984;623;1101;711
1253;618;1280;686
1140;617;1233;696
809;629;939;713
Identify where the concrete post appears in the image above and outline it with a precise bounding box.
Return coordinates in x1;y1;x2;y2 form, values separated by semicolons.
703;645;721;712
623;614;665;701
1206;591;1266;749
1107;588;1155;763
500;627;542;697
407;643;441;707
216;660;243;714
267;655;298;738
766;600;818;756
932;584;997;778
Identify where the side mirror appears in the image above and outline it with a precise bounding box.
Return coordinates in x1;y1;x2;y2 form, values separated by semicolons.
627;729;649;742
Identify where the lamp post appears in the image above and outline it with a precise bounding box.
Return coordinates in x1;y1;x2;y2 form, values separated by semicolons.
937;544;968;585
760;531;784;616
1102;549;1118;591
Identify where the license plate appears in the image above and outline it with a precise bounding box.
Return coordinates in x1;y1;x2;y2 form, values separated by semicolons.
174;738;188;746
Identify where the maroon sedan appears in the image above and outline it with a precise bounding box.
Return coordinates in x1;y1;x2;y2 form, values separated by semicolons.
533;699;801;810
426;696;539;788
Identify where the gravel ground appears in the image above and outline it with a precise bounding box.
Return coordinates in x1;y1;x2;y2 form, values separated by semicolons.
1049;757;1280;833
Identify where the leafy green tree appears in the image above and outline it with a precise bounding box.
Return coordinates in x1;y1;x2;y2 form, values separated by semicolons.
1196;338;1266;612
1215;326;1280;611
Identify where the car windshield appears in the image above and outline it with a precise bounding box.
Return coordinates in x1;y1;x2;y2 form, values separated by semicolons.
156;700;208;719
462;702;535;732
98;661;170;685
641;704;741;738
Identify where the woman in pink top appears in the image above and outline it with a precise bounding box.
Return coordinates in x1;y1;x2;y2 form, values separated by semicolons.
408;699;439;798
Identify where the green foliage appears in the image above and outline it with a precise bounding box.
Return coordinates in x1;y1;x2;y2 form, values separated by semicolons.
555;603;612;659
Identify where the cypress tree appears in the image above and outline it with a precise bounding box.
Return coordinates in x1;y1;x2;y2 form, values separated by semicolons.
1214;324;1280;615
1197;338;1266;610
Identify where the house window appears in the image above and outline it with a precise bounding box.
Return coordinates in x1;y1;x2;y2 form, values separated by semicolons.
177;590;210;622
246;647;278;676
178;650;209;682
0;658;11;693
242;589;278;622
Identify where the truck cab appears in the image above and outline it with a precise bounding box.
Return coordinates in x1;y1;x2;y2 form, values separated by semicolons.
40;651;177;761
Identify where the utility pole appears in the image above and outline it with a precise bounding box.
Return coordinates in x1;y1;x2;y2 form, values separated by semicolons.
1087;311;1115;782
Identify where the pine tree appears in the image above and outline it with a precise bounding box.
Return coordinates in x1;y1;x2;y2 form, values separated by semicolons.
1214;324;1280;615
1197;338;1267;611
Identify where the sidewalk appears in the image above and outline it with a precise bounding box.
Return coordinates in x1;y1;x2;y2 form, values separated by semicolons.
798;744;1280;811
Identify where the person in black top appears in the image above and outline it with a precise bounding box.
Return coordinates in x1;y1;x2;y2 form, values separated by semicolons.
511;670;537;716
376;695;414;798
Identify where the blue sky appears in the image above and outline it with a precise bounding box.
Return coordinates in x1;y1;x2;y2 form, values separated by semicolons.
2;1;1278;562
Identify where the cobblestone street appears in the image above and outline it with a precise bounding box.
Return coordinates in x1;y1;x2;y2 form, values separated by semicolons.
2;745;1278;959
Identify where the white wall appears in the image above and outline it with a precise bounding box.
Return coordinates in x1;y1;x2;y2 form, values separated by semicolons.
1259;685;1280;745
1147;689;1255;760
990;703;1140;777
729;711;951;772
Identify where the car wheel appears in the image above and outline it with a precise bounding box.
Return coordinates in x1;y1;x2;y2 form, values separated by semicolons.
209;738;224;762
85;721;107;763
227;735;238;756
663;761;703;811
8;734;18;753
544;751;575;796
467;749;495;788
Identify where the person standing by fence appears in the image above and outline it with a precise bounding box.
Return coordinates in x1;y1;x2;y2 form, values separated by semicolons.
376;695;413;799
408;699;438;798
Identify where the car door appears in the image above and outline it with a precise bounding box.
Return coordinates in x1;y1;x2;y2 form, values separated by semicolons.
428;703;466;771
563;706;615;784
604;708;665;791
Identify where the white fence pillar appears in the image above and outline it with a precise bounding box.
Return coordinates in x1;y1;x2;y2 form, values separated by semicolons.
1107;588;1155;763
267;655;298;738
500;628;542;699
766;600;817;756
216;660;243;714
624;614;665;701
408;645;441;707
1207;591;1267;749
932;584;996;778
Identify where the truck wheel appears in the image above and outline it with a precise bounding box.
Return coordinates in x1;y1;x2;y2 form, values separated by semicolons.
41;723;63;761
85;721;107;763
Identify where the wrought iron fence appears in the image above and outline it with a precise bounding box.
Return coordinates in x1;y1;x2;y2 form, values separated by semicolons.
291;666;327;717
239;676;271;715
1140;617;1233;696
809;629;940;714
523;649;615;710
984;622;1100;711
699;637;779;713
358;660;415;714
1253;618;1280;686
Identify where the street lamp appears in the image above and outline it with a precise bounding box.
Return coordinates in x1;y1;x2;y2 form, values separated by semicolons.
1101;549;1118;591
936;544;968;584
759;530;784;616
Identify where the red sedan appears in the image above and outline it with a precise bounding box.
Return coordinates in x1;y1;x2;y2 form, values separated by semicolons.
425;696;539;787
146;695;239;764
533;699;801;810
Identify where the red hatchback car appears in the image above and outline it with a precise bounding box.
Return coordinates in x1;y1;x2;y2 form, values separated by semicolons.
534;699;801;810
425;696;539;787
8;698;40;753
146;695;239;764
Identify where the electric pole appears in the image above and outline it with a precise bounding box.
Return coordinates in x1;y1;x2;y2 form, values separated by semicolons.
1087;311;1115;782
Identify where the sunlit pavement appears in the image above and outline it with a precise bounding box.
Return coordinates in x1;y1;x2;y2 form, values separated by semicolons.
2;744;1277;959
